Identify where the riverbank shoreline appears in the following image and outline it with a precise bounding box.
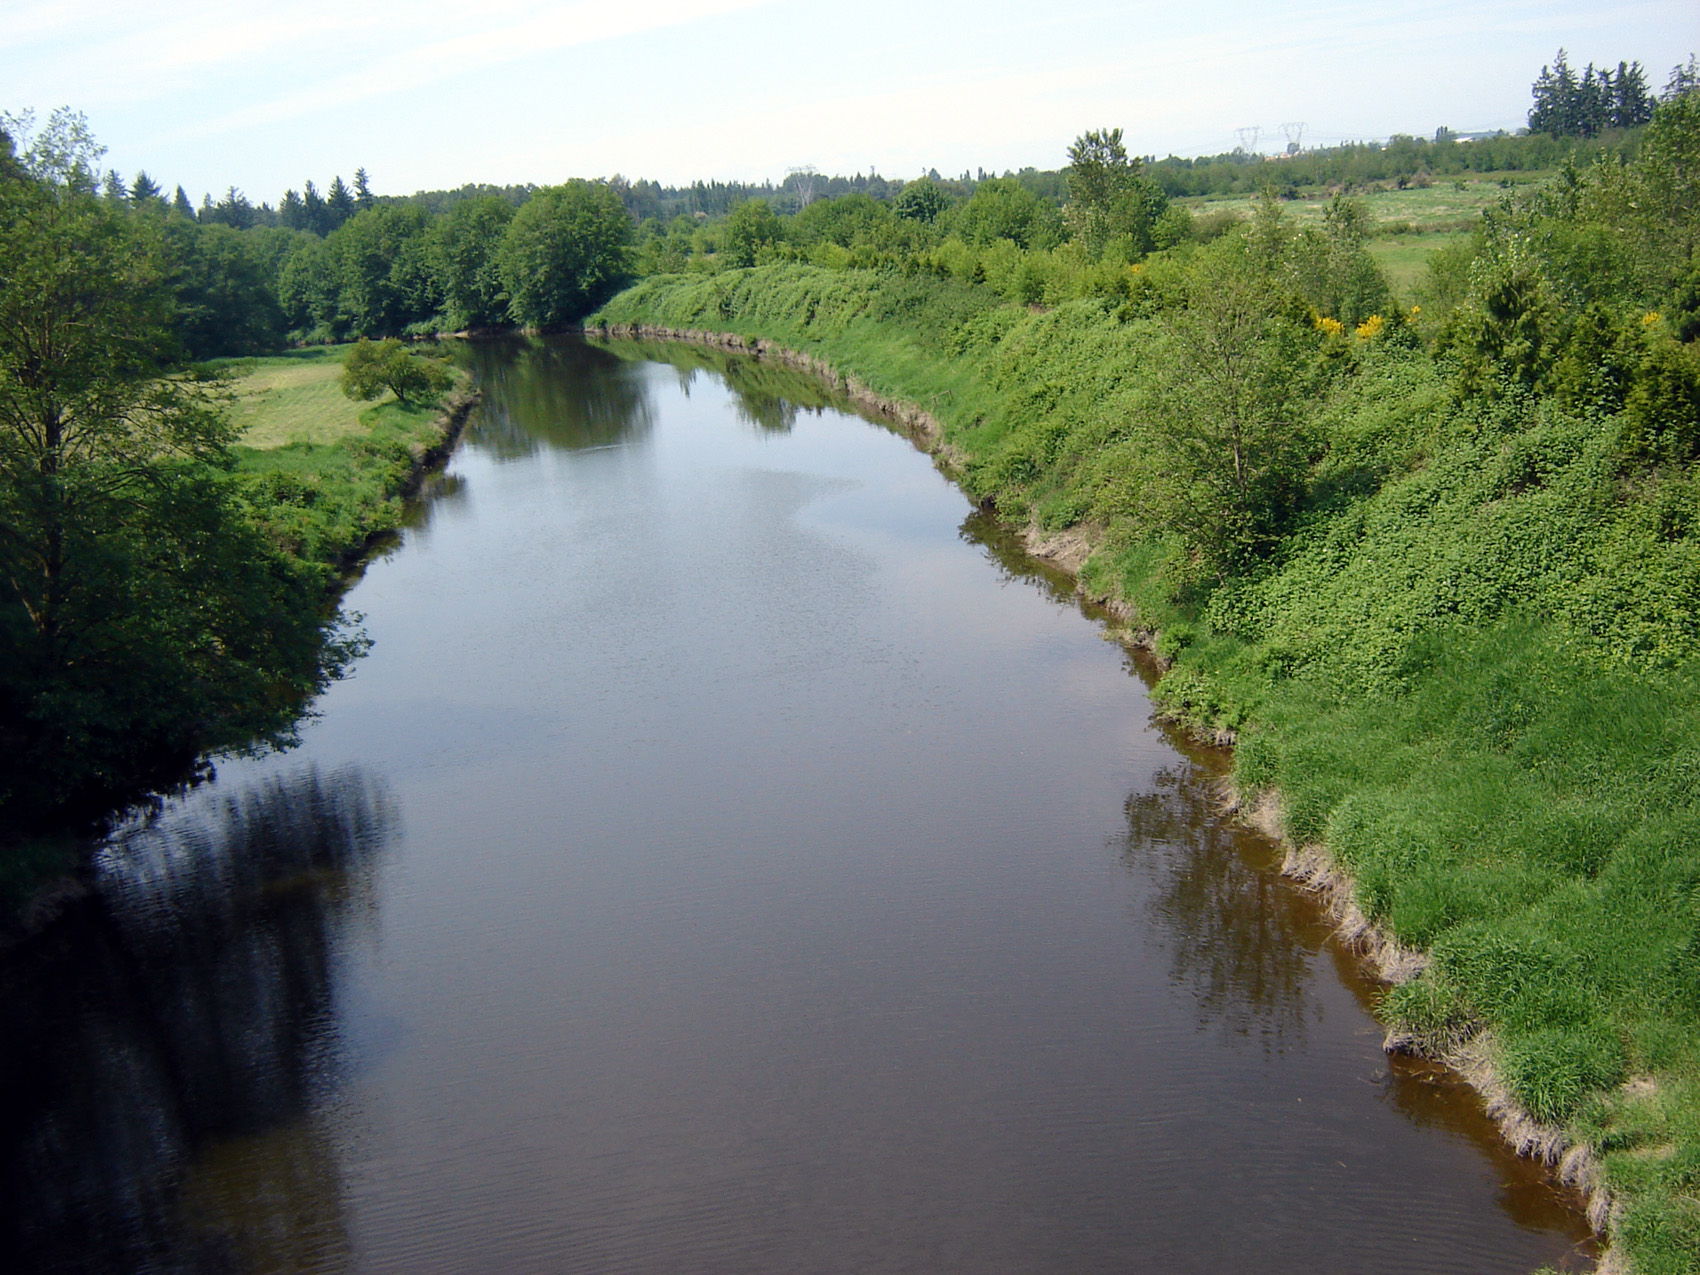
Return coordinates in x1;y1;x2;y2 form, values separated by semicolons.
328;386;480;576
585;319;1615;1269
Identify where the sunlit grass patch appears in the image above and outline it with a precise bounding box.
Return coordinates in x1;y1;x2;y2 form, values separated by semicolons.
1368;231;1472;299
219;347;368;448
231;396;450;567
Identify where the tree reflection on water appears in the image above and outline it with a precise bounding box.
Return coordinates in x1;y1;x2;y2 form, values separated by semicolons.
460;336;655;457
0;766;392;1274
955;498;1319;1041
460;334;851;456
1116;761;1323;1050
600;336;853;434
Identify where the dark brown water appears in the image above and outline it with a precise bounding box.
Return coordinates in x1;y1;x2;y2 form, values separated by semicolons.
1;336;1596;1274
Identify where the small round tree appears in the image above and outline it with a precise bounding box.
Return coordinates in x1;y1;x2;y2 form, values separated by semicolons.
340;337;452;405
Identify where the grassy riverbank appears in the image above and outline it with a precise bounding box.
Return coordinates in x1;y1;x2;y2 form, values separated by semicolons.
591;238;1700;1271
221;345;471;570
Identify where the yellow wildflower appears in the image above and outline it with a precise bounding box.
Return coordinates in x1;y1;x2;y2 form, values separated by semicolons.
1315;316;1345;338
1356;314;1385;339
1643;311;1661;326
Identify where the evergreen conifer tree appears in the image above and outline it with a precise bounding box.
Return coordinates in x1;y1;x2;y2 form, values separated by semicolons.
1666;55;1700;102
279;188;305;230
1613;61;1655;127
327;175;355;228
1530;50;1580;135
302;179;328;235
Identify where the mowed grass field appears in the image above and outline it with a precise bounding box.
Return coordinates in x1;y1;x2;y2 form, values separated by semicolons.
219;345;467;567
222;346;369;447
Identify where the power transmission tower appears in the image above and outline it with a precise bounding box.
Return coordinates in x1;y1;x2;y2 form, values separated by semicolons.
1234;126;1263;154
1279;122;1307;155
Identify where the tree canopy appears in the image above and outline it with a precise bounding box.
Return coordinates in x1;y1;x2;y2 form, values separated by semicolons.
340;337;453;405
497;181;633;328
0;122;346;837
1064;127;1169;258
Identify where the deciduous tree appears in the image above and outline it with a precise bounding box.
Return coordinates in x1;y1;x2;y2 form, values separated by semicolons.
894;177;950;223
497;181;632;327
0;151;336;833
1139;234;1322;575
1065;127;1169;258
339;337;452;405
431;195;514;329
720;198;783;267
951;177;1062;249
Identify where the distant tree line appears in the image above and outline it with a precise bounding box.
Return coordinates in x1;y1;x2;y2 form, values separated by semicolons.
11;48;1694;363
9;155;636;357
1147;132;1625;198
1528;50;1697;138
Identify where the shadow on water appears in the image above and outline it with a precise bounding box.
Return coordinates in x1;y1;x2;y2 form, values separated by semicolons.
0;767;394;1274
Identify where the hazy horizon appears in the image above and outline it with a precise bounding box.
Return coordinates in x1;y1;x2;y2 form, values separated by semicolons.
6;0;1697;207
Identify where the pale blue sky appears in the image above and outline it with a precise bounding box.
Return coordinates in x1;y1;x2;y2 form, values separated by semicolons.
5;0;1696;206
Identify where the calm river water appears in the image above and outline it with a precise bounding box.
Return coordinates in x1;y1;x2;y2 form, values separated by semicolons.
2;337;1595;1274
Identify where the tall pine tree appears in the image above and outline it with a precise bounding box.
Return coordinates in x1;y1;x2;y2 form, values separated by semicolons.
327;175;355;228
302;179;328;235
1531;50;1654;136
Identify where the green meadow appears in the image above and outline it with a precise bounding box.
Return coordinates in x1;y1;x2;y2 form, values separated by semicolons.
222;346;370;447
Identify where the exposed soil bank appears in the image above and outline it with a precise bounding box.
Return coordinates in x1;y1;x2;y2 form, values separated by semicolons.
586;320;1611;1270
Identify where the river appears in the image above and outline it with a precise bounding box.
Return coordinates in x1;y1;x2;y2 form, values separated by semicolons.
0;336;1595;1274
